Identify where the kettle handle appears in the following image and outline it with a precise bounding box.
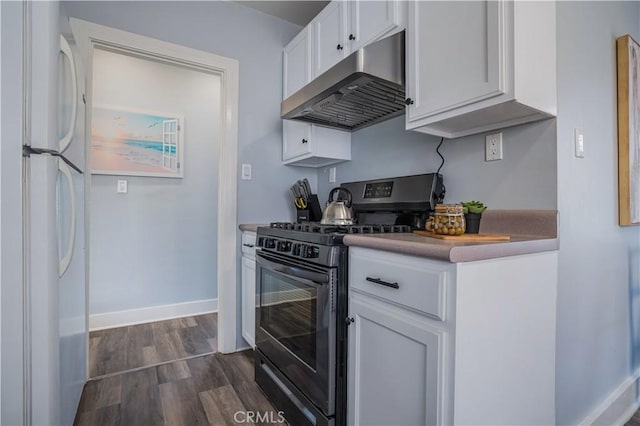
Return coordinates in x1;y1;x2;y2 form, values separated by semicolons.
329;187;352;208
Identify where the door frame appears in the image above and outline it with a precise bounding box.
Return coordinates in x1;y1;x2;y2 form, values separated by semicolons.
69;18;239;354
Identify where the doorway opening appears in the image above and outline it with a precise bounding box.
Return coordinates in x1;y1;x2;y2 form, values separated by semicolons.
70;18;239;381
87;46;221;378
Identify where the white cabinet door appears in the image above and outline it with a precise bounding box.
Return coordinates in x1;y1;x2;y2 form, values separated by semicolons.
349;0;403;52
313;1;349;77
241;256;256;348
406;0;506;123
282;120;312;161
348;295;444;426
283;26;312;99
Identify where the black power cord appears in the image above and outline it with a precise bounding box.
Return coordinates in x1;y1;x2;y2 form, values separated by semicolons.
436;137;445;175
435;137;446;203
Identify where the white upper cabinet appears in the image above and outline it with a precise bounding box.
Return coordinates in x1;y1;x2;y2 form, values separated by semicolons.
281;0;407;167
282;120;312;161
283;26;312;99
313;0;405;78
348;0;405;52
283;120;351;167
313;1;349;77
405;0;556;139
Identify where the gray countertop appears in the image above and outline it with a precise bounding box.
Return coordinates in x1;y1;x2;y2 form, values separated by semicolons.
240;210;559;263
344;210;559;262
239;224;265;233
343;233;558;262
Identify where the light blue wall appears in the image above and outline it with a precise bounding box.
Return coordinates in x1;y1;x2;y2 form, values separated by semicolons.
555;2;640;424
317;116;558;210
61;1;313;224
89;49;222;314
61;2;311;330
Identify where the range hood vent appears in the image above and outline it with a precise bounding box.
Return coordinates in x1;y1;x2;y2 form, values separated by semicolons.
281;31;405;132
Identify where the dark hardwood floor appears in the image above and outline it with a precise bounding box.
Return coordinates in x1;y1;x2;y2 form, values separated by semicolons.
626;410;640;426
89;313;218;378
75;350;282;426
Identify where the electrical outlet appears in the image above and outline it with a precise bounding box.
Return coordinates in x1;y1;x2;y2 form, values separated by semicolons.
329;167;336;183
485;132;503;161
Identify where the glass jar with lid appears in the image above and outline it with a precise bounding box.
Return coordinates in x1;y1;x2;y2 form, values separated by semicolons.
428;204;466;235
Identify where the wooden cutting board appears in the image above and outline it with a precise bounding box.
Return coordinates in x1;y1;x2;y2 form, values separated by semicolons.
413;230;510;241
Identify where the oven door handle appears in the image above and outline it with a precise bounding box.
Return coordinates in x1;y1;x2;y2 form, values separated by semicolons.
257;253;329;284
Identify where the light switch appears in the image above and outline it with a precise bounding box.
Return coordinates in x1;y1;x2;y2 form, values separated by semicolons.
241;164;252;180
117;180;128;193
574;128;585;158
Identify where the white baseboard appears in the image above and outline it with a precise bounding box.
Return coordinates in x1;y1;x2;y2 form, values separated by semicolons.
580;369;640;425
89;298;218;331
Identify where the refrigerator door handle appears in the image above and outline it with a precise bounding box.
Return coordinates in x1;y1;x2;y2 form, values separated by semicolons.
58;159;76;277
59;35;77;154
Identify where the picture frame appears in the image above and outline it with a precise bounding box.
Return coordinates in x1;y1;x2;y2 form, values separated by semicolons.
91;105;184;178
617;34;640;226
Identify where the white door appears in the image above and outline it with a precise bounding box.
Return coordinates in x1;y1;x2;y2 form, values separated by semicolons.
313;1;349;77
348;295;444;426
406;0;506;123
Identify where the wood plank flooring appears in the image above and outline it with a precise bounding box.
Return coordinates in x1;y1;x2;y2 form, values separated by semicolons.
89;314;218;378
75;351;283;426
626;410;640;426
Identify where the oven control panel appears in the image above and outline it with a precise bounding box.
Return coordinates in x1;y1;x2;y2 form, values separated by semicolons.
255;236;338;266
258;237;319;258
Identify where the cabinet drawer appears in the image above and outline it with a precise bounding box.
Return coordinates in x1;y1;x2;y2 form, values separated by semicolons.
349;248;451;321
241;232;256;258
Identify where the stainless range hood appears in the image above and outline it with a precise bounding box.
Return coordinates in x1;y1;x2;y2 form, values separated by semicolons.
281;31;405;132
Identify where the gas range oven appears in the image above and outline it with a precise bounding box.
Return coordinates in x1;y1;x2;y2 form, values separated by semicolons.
254;174;444;426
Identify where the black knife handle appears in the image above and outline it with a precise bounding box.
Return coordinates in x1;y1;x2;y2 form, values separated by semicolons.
365;276;399;289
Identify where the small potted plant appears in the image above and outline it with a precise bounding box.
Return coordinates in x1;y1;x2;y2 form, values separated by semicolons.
461;201;487;234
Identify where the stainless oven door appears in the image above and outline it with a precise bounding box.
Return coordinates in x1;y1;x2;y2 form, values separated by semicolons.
255;250;337;416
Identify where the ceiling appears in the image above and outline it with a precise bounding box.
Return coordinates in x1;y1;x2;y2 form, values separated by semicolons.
234;1;330;26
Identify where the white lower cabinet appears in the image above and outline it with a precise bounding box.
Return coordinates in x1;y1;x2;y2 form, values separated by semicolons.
348;294;444;426
241;231;256;348
348;247;558;425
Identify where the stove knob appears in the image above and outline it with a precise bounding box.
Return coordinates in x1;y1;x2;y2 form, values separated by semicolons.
306;245;319;259
264;238;276;249
277;241;291;252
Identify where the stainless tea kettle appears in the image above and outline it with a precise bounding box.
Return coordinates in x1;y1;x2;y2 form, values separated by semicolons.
321;187;355;225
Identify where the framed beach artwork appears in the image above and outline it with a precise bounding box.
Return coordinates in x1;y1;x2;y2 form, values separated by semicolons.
617;35;640;226
91;105;184;178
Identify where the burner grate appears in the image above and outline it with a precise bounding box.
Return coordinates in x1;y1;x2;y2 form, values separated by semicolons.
269;222;411;235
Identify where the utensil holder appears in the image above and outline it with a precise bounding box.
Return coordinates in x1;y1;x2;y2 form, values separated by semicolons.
296;194;323;223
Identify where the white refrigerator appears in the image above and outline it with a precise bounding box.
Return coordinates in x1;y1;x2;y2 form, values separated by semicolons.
1;2;87;425
58;28;87;426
